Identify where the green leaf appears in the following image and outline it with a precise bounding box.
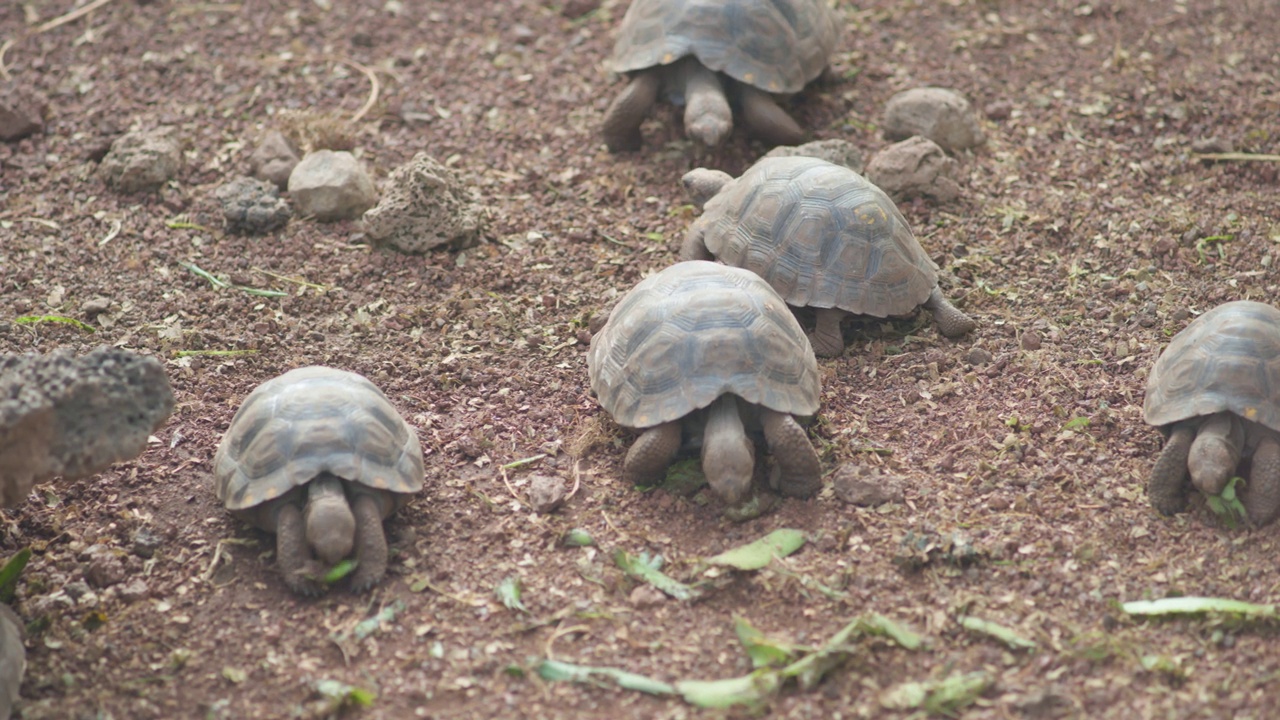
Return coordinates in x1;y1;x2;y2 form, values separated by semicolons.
614;550;700;600
536;659;675;695
860;614;924;651
314;679;377;708
1122;597;1276;618
354;600;405;639
322;559;357;584
958;616;1037;650
1062;416;1090;431
12;315;95;332
496;575;528;613
562;528;595;547
707;529;806;570
675;670;781;709
734;617;797;668
0;548;32;604
659;458;707;496
1207;477;1247;528
881;671;993;715
221;666;247;683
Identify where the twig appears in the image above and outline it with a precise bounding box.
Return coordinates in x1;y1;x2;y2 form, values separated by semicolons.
252;267;328;291
1194;152;1280;163
34;0;118;34
337;57;380;123
501;454;547;470
500;466;532;510
567;460;583;502
0;39;13;81
543;624;590;662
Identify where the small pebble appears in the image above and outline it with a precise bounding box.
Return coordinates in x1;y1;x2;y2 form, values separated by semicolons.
628;584;666;608
831;464;904;507
527;473;569;514
1021;331;1042;350
118;579;150;603
132;527;163;558
966;347;993;366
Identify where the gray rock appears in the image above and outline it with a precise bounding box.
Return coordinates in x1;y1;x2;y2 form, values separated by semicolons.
287;150;378;221
97;126;183;193
0;81;48;141
362;152;487;253
118;579;149;603
882;87;985;153
214;176;291;235
832;464;905;507
84;550;126;589
763;138;864;173
865;136;961;203
132;526;163;558
527;473;569;514
0;605;24;720
0;347;175;507
248;130;300;190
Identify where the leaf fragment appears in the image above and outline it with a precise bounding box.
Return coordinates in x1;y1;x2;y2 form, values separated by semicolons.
0;548;32;604
614;550;700;600
536;659;675;695
707;529;806;570
1122;597;1276;618
496;574;528;613
958;615;1037;650
315;679;377;708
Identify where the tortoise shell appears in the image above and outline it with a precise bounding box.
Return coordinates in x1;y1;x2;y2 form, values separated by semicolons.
608;0;839;94
588;261;820;429
691;156;938;317
1144;300;1280;431
214;366;424;511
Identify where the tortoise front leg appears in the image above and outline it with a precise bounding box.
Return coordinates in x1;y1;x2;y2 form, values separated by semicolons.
739;85;805;147
348;494;390;592
623;421;682;488
760;409;821;498
680;220;713;261
923;287;977;338
1243;433;1280;527
1149;423;1194;516
809;307;846;358
276;504;326;597
602;70;661;152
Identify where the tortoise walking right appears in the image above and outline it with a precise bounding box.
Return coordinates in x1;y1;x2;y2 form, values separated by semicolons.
682;156;976;357
588;261;822;508
214;367;424;595
1143;300;1280;526
602;0;840;151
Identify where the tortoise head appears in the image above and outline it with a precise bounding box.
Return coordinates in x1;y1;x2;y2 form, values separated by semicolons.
681;168;734;207
304;491;356;564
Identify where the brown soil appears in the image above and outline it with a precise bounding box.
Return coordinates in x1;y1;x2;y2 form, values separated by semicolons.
3;0;1280;718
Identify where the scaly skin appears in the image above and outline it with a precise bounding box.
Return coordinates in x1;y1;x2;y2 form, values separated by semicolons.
923;287;977;338
349;493;389;592
760;409;821;498
623;421;682;488
809;308;846;358
1149;422;1194;516
1243;432;1280;527
276;504;325;596
602;70;661;152
739;85;805;147
701;395;755;506
680;61;732;147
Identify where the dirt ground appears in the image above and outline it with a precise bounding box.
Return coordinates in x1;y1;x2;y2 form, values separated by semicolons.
2;0;1279;717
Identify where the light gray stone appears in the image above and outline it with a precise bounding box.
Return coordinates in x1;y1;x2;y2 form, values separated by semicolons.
215;176;291;235
882;87;985;153
287;150;378;221
362;152;487;253
763;138;864;173
248;130;300;190
0;81;48;141
0;347;175;507
97;126;183;193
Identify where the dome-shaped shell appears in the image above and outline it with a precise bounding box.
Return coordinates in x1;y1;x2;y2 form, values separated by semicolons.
608;0;839;94
588;261;820;429
214;366;424;511
1144;300;1280;431
693;156;937;316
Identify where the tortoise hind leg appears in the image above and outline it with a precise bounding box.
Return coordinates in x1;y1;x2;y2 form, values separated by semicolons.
923;287;977;338
1149;423;1194;516
348;493;390;593
739;85;805;147
760;409;821;499
1243;432;1280;527
276;504;326;597
623;421;681;488
602;70;661;152
809;307;846;358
